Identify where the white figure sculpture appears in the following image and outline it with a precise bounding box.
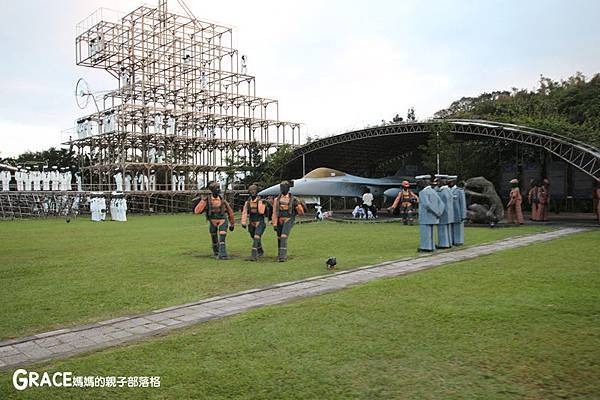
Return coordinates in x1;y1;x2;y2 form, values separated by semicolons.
114;171;123;192
149;170;156;191
148;147;157;163
167;115;176;135
90;195;106;222
116;198;127;222
14;167;22;191
110;194;128;222
110;195;118;220
200;71;208;90
137;172;148;191
64;171;72;191
26;170;33;191
71;196;80;216
171;173;178;191
57;170;64;191
156;148;165;163
104;113;115;133
32;170;41;191
99;196;107;220
178;172;185;191
1;171;6;191
32;170;38;192
50;167;59;191
0;171;9;191
22;169;31;191
120;69;131;87
124;173;132;192
153;113;163;134
75;172;82;191
241;55;247;74
39;170;45;191
42;169;50;191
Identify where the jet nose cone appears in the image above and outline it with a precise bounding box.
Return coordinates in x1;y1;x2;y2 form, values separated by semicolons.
258;184;279;196
384;188;401;199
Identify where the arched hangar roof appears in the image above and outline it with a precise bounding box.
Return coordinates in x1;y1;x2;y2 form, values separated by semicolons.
282;119;600;180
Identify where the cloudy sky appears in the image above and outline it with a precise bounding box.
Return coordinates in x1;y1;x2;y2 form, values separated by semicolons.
1;0;599;157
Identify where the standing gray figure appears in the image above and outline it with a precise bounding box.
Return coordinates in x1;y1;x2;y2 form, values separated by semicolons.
434;174;454;249
448;176;467;245
415;175;444;252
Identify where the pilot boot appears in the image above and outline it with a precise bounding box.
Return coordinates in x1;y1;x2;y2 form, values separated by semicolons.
278;237;288;262
257;241;264;257
210;234;219;257
249;237;261;261
218;234;228;260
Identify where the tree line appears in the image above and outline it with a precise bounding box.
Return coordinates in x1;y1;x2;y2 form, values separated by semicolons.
420;72;600;182
3;73;598;187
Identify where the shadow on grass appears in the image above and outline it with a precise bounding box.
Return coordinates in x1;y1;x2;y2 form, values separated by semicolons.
182;250;290;263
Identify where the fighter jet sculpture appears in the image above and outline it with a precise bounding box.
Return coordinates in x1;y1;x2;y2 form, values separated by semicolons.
259;167;409;203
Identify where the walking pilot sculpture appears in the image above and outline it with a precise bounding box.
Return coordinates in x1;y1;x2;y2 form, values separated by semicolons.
194;181;235;259
272;180;305;262
241;184;271;261
416;175;444;252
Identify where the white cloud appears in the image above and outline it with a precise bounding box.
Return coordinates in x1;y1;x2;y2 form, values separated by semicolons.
0;120;67;157
1;0;600;156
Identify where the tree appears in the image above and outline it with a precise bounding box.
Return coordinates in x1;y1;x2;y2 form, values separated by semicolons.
242;144;295;187
419;123;518;183
0;147;77;169
223;152;245;190
434;72;600;147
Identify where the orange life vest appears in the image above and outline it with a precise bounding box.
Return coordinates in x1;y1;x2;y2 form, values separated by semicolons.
248;198;265;222
207;196;226;220
400;189;416;206
278;194;292;218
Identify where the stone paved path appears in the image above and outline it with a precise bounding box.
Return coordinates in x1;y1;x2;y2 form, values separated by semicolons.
0;228;586;369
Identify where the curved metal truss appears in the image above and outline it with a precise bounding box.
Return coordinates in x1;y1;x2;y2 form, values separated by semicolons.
289;119;600;180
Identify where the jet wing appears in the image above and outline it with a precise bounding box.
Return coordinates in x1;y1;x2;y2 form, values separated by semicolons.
259;178;366;198
258;168;406;198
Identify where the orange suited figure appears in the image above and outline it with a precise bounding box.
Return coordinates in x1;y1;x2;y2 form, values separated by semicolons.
388;181;419;225
538;178;550;221
506;178;524;225
241;184;271;261
272;180;305;262
528;180;540;221
194;181;235;259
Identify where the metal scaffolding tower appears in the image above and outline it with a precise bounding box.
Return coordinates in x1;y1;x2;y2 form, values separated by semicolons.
68;1;302;194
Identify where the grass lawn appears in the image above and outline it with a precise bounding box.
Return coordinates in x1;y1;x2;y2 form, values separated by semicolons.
0;215;548;339
0;230;597;399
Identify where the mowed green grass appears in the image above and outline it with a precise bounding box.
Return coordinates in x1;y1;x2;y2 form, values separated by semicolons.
0;215;547;339
1;230;597;399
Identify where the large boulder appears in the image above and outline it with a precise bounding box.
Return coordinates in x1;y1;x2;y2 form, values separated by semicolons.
463;177;504;224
